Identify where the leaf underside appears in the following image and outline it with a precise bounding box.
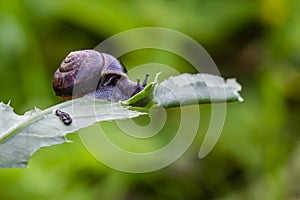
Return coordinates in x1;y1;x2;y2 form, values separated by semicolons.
0;73;243;168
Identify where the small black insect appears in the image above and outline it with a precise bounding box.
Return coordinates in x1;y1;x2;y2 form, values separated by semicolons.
55;109;72;125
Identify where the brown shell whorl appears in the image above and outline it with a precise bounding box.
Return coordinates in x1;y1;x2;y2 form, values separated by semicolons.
58;51;87;72
52;50;103;100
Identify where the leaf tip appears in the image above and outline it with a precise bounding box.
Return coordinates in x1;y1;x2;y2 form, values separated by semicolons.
225;78;244;102
237;95;244;102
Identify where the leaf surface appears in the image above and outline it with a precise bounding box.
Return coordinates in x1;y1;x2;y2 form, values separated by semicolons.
127;73;243;108
0;73;243;168
0;98;143;168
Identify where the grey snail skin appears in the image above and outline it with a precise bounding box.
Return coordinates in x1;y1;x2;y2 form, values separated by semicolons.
52;50;149;102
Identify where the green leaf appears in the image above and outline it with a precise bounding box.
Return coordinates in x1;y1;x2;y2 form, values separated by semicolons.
123;73;160;109
0;73;243;168
0;98;144;168
127;73;243;108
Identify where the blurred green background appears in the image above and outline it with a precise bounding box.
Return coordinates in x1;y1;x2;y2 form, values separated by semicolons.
1;0;300;199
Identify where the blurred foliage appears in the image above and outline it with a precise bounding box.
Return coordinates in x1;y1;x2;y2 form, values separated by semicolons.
0;0;300;199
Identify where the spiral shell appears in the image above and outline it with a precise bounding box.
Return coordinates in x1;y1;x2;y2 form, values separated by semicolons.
52;50;127;100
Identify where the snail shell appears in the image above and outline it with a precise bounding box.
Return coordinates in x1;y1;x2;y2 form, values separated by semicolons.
52;50;148;101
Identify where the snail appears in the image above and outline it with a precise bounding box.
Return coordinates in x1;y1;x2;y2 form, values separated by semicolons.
52;50;149;101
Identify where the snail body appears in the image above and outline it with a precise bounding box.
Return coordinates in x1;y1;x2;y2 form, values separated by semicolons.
52;50;149;101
